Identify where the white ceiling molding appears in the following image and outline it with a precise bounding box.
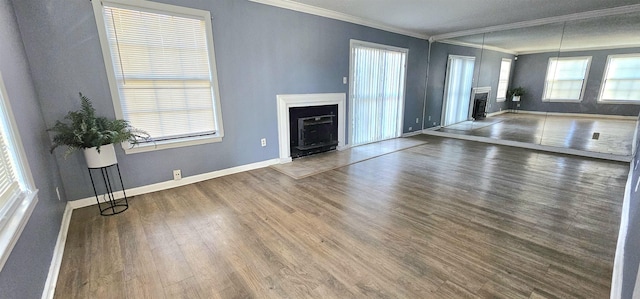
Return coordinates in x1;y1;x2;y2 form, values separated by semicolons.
248;0;430;40
438;39;517;55
430;4;640;41
517;44;640;56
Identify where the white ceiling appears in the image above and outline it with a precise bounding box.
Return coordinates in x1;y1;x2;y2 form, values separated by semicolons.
288;0;640;36
253;0;640;53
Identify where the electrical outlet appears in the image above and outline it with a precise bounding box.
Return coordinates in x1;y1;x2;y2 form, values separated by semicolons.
428;116;431;121
343;77;348;84
409;126;413;131
433;122;436;126
56;187;61;201
261;138;267;147
415;118;419;123
517;103;521;107
173;169;182;181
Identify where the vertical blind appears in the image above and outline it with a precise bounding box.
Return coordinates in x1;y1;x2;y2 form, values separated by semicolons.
600;54;640;102
496;59;511;100
351;45;406;146
443;56;475;127
543;57;590;101
102;4;218;141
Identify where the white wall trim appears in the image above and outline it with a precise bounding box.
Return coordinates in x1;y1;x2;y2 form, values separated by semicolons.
430;4;640;41
41;203;73;299
248;0;429;40
401;131;423;137
422;130;632;162
487;110;509;117
69;158;281;209
276;93;346;163
512;110;638;120
437;39;517;55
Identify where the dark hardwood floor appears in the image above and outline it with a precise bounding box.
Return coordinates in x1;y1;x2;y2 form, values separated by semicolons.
55;136;627;298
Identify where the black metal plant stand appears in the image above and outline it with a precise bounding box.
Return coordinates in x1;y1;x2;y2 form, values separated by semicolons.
88;163;129;216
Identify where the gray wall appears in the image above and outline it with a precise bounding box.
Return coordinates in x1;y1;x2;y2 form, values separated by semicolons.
511;47;640;115
424;42;514;128
0;0;66;297
12;0;429;200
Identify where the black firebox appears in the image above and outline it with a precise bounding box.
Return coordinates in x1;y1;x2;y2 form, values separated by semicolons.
289;105;339;158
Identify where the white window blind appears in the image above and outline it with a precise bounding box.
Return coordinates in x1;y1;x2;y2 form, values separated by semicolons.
350;42;407;146
496;59;511;101
100;3;221;143
0;127;19;210
599;54;640;103
543;57;591;102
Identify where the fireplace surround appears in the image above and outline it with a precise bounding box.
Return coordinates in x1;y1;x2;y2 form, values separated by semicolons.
276;93;346;163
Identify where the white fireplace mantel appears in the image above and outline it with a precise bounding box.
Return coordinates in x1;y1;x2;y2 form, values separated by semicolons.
276;93;346;163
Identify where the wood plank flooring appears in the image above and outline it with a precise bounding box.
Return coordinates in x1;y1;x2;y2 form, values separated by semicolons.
439;113;635;156
55;136;627;298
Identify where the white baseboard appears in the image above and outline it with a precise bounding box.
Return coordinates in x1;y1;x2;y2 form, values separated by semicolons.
42;157;281;299
41;204;73;299
487;110;509;117
402;131;423;137
422;130;632;162
511;110;637;120
69;158;281;209
422;126;441;132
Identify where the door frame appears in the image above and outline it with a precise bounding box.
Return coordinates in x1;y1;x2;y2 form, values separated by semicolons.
348;39;409;146
441;54;475;127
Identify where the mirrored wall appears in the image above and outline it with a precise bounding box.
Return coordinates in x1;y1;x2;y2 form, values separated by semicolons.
425;10;640;160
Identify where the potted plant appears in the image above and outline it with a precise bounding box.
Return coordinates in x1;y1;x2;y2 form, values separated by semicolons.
48;93;151;168
509;87;526;102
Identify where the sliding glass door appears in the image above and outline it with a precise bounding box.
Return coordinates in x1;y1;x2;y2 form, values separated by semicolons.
349;40;408;146
442;55;475;127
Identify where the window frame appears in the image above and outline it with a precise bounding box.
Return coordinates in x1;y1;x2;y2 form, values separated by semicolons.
0;70;38;271
496;58;512;102
542;56;592;103
598;53;640;105
92;0;225;154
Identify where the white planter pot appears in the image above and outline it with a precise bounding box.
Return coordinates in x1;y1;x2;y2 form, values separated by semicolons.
512;95;521;102
83;143;117;168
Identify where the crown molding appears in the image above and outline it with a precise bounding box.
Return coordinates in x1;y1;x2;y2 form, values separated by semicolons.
431;4;640;41
517;44;640;55
438;39;517;55
248;0;430;40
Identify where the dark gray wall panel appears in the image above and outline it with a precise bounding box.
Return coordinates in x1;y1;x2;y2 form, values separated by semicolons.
12;0;429;200
0;0;66;297
511;48;640;115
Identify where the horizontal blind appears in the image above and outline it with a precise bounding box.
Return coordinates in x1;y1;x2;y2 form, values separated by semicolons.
544;57;590;101
601;55;640;102
496;59;511;99
103;5;217;141
0;117;19;209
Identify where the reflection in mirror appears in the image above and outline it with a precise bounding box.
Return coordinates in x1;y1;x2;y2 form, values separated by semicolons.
537;12;640;156
426;10;640;160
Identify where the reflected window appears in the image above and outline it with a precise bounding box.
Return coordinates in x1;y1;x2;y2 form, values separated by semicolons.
599;54;640;104
543;57;591;102
496;58;511;102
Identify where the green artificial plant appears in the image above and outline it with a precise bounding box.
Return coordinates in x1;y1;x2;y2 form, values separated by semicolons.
48;93;151;157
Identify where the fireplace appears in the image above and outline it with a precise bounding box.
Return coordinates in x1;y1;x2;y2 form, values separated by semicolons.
276;93;346;163
289;105;339;158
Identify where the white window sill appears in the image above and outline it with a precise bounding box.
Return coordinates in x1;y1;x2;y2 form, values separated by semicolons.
123;134;223;154
542;99;582;103
0;189;38;271
598;100;640;105
496;98;506;102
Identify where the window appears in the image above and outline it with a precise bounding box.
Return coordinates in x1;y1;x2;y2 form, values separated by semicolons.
0;71;38;271
599;54;640;104
92;0;224;153
496;58;511;102
543;56;591;102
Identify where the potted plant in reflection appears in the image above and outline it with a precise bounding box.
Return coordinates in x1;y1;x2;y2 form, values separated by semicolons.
509;87;526;102
48;93;152;168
